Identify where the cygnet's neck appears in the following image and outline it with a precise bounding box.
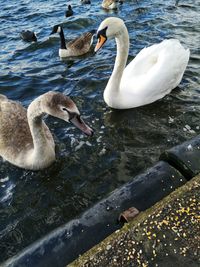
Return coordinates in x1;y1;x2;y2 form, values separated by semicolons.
27;96;55;166
104;25;129;104
27;97;45;148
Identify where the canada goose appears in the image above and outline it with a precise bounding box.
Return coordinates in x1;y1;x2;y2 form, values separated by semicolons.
101;0;118;10
95;17;190;109
20;30;37;42
0;92;93;170
65;5;73;17
50;25;95;57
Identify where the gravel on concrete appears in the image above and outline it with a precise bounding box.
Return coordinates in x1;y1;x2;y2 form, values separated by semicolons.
69;175;200;267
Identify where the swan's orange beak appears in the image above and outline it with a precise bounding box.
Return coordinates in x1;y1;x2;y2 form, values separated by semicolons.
95;35;107;52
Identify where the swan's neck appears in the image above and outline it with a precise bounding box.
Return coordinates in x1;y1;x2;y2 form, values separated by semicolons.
59;28;67;50
105;26;129;96
27;97;55;167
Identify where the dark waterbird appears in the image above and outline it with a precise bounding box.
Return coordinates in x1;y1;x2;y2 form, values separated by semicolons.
20;30;37;42
65;4;73;17
81;0;91;4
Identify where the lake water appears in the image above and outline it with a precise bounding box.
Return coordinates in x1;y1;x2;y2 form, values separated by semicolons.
0;0;199;263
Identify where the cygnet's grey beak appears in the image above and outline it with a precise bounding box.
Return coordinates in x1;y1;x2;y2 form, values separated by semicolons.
70;115;94;136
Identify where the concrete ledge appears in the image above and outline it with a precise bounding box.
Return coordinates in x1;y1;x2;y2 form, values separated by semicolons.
70;175;200;267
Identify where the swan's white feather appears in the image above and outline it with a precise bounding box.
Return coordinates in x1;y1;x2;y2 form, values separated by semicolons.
121;39;190;107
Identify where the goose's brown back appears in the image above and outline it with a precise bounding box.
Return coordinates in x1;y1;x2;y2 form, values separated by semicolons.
67;31;93;54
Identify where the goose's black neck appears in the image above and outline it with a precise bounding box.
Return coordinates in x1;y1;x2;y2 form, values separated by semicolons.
59;28;67;50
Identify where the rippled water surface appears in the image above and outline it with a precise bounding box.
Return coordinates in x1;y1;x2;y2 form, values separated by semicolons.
0;0;200;262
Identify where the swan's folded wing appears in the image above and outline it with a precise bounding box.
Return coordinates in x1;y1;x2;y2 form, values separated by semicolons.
123;39;189;84
121;39;189;104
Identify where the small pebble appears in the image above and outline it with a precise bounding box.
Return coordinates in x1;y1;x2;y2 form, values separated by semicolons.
106;244;112;250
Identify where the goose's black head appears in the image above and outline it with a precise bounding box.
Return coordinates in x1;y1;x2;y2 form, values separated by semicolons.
50;25;62;35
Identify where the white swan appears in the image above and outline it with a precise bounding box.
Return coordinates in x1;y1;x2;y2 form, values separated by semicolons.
95;17;190;109
0;92;93;170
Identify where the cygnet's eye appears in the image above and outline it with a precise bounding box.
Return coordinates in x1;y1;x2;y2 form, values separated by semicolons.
62;107;68;112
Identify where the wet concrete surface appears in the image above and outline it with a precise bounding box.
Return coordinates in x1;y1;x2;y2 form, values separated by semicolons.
69;175;200;267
